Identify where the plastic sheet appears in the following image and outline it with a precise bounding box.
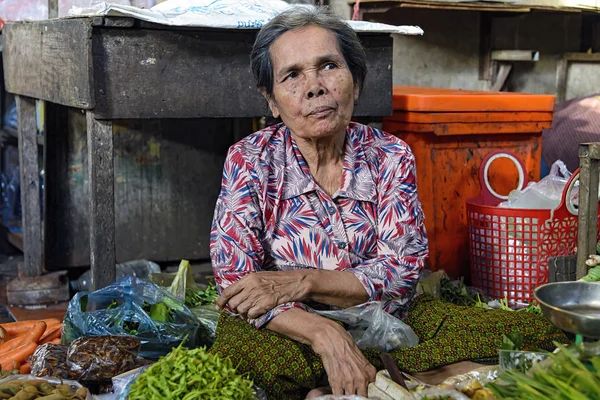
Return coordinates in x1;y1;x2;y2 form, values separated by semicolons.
62;276;204;359
68;0;423;34
313;302;419;352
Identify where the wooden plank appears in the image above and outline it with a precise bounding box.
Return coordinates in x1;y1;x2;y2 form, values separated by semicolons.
87;112;116;290
48;116;247;267
577;143;600;280
92;28;392;118
17;96;43;277
564;52;600;61
45;108;90;268
44;102;69;271
588;142;600;160
351;0;532;12
349;0;589;12
555;57;569;103
9;303;68;322
3;20;94;109
478;13;493;81
92;17;136;28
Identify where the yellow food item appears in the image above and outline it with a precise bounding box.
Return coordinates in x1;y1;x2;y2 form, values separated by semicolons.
472;388;496;400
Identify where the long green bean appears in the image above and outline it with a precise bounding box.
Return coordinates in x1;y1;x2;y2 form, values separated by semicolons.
128;343;255;400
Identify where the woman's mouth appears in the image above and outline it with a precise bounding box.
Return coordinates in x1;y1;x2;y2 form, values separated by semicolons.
309;106;335;117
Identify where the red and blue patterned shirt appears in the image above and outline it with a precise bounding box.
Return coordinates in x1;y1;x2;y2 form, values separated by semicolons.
210;122;428;328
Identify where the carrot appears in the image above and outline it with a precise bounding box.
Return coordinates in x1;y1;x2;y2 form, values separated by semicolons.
24;322;47;345
0;322;46;355
49;338;61;345
39;325;62;345
19;362;31;375
0;341;36;370
0;335;27;355
0;319;55;337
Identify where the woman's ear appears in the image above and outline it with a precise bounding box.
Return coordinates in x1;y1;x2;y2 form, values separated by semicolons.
353;84;360;101
260;88;280;119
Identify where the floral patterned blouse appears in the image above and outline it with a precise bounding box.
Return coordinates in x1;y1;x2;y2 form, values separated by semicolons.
210;122;428;328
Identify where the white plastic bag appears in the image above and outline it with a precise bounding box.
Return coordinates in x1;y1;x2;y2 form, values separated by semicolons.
499;160;571;209
312;302;419;352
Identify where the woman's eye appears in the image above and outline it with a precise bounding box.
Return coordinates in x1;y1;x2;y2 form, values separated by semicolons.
323;62;337;70
284;71;298;81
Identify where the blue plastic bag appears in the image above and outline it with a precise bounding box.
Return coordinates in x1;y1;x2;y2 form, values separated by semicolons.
62;276;205;359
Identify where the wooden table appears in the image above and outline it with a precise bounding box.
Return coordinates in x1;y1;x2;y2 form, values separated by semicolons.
2;17;393;290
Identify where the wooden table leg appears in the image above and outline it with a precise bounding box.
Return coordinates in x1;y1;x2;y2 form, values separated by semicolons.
17;96;43;277
577;143;600;280
86;112;116;290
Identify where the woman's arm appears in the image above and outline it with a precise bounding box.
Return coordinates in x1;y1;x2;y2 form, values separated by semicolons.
211;144;310;328
266;307;377;397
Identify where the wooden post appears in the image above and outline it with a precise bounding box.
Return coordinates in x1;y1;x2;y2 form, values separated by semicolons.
577;143;600;279
17;96;44;277
48;0;58;19
86;112;116;290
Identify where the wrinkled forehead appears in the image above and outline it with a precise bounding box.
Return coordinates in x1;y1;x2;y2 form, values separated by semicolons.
269;26;343;71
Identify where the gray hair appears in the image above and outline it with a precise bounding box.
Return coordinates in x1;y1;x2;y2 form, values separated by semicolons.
251;7;367;97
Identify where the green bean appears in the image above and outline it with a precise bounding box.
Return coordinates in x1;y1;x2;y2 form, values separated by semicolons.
128;342;254;400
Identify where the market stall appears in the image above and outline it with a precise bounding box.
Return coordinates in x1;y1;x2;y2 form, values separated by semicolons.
0;258;599;400
3;1;600;399
2;14;394;290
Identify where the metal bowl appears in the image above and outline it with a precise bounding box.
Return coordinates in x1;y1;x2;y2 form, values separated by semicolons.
534;281;600;338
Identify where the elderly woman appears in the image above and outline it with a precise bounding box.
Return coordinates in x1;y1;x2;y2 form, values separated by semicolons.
209;7;566;400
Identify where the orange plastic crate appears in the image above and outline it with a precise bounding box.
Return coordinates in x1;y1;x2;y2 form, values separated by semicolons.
382;86;555;279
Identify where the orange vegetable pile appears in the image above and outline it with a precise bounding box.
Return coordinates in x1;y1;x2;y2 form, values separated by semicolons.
0;319;63;374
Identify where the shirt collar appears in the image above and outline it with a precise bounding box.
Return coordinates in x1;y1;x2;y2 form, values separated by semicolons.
281;124;377;203
338;123;377;203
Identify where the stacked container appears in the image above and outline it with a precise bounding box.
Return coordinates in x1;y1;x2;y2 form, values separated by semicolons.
383;86;555;279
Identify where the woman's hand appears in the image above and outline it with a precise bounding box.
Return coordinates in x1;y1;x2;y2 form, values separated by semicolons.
311;321;377;397
217;271;309;320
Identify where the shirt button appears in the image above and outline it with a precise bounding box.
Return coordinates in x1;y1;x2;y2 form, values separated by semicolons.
327;206;336;215
337;242;347;249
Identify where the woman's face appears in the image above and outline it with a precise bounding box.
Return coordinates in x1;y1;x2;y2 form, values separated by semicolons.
265;25;359;140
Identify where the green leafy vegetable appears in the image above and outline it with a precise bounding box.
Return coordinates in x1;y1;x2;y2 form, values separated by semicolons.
186;283;219;308
488;342;600;400
149;303;170;323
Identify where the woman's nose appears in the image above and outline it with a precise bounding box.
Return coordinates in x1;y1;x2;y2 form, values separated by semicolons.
305;73;326;98
307;88;325;98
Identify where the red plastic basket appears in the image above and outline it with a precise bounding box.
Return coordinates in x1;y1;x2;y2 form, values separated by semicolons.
466;151;588;307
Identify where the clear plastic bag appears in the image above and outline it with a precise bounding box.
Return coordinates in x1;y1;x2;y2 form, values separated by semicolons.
190;304;220;344
29;343;72;379
151;260;220;345
499;160;572;209
62;276;204;359
66;336;141;381
313;302;419;352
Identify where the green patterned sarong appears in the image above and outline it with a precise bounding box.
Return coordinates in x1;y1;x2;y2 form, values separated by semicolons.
210;295;568;400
